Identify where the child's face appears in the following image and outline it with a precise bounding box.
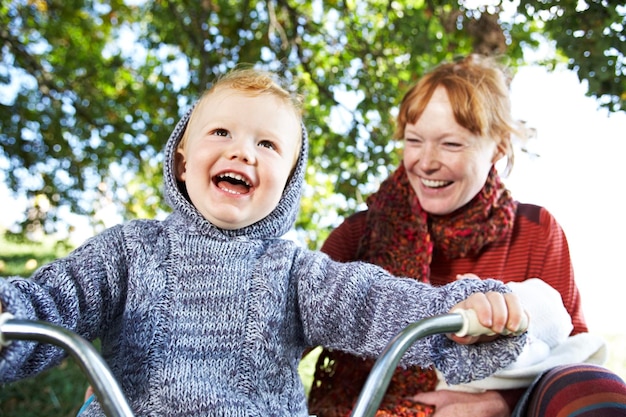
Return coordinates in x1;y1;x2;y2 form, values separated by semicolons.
175;88;301;230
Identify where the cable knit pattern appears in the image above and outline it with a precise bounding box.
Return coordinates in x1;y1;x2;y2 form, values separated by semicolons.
0;107;526;416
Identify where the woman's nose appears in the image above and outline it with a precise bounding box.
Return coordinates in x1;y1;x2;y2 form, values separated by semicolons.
418;144;440;171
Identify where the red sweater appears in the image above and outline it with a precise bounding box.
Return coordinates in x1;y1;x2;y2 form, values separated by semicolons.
321;203;587;335
318;203;588;411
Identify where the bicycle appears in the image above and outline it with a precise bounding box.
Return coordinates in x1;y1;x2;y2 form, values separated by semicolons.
0;309;519;417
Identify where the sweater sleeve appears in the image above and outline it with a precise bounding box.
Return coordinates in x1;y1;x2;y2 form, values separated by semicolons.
296;251;526;385
0;225;128;383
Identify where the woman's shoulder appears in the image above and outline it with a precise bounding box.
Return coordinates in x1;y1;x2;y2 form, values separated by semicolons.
515;203;562;230
320;211;368;262
511;202;570;255
515;202;542;223
341;210;369;225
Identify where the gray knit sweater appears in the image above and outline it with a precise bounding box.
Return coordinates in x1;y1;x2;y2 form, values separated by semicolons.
0;109;525;416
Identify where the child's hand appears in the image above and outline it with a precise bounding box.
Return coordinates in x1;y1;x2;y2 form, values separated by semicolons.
448;291;528;345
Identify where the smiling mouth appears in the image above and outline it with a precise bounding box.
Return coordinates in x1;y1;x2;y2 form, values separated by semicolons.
214;172;252;195
421;178;452;188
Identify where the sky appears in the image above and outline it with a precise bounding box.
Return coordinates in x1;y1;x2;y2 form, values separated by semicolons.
2;64;625;335
505;65;626;335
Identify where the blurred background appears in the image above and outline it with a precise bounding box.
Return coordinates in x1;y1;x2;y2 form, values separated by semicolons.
1;1;624;415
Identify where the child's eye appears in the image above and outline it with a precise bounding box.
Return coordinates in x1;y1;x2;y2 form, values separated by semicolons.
210;128;230;137
258;140;276;150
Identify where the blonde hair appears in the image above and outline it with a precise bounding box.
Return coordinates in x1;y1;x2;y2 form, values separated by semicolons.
178;68;304;153
395;54;529;175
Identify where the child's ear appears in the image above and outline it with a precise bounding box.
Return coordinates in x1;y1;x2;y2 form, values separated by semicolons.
175;149;187;181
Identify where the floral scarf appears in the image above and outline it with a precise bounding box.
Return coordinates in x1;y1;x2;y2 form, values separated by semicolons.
308;165;517;417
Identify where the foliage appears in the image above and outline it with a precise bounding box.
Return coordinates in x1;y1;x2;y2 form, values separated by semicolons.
1;0;624;248
517;0;625;112
0;231;72;276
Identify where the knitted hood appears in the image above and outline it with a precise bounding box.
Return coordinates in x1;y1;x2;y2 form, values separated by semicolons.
162;105;309;240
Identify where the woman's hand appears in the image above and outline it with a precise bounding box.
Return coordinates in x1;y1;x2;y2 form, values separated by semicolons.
412;389;510;417
449;290;528;345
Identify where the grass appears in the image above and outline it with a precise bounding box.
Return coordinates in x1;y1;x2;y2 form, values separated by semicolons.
0;232;87;417
1;232;625;416
0;232;73;277
0;360;87;417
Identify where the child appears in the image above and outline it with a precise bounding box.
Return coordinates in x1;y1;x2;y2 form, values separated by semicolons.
0;69;527;416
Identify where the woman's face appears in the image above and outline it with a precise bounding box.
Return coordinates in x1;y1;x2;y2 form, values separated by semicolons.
402;87;501;215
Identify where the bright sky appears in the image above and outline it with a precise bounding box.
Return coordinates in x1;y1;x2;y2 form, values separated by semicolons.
506;65;626;334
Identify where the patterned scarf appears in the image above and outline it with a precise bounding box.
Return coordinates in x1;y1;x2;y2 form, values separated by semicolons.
308;165;517;417
357;164;517;280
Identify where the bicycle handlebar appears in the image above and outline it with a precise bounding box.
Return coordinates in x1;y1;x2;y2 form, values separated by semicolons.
0;308;525;417
0;313;134;417
349;309;527;417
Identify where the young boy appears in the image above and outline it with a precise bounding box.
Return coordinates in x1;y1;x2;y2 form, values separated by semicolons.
0;69;527;416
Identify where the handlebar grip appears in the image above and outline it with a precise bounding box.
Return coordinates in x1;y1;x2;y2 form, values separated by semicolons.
454;308;528;337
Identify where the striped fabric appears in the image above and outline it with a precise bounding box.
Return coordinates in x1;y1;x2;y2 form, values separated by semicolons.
513;364;626;417
321;203;588;334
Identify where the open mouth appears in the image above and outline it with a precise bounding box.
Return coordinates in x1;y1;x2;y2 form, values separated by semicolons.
421;178;452;188
213;172;252;195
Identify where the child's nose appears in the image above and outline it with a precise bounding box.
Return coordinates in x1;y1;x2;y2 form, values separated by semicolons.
228;140;256;164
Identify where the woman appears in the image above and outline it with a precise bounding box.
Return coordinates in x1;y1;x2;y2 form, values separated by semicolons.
307;55;626;417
